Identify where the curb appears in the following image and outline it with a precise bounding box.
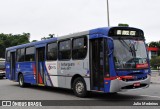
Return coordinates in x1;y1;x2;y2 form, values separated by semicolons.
150;82;160;84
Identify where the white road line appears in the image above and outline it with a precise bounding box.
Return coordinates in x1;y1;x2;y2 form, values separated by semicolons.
140;95;160;99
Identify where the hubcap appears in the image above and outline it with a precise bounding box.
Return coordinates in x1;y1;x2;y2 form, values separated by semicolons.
75;81;84;94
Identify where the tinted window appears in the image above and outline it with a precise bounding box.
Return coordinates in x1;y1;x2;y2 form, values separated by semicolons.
72;36;87;59
6;51;10;62
47;42;57;60
17;48;25;62
25;47;35;61
58;40;71;60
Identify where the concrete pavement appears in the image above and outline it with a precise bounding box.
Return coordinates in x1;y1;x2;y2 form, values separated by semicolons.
151;70;160;84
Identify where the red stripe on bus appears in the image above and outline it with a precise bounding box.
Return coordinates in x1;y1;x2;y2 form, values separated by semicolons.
38;73;43;84
33;63;36;75
104;77;117;80
104;76;135;80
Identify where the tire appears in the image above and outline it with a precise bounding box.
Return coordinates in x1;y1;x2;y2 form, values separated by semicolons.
73;77;87;97
109;92;118;95
18;74;26;87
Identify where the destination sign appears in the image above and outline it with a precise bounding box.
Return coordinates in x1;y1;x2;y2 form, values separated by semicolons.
116;30;136;36
108;27;144;38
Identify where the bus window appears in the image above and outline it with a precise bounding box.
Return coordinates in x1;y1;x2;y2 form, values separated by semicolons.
25;47;35;61
58;40;71;60
47;42;57;60
17;48;25;62
72;36;87;60
6;51;11;62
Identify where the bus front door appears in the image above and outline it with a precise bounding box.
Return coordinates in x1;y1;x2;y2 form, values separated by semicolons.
36;47;46;85
90;38;109;91
10;52;16;80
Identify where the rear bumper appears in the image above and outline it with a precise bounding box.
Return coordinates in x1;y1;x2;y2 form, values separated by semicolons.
109;75;151;92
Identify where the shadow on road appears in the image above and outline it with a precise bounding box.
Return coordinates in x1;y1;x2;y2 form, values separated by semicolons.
10;83;146;100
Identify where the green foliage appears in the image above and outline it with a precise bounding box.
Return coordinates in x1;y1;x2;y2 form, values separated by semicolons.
32;40;38;42
150;56;160;69
0;33;30;58
41;35;55;40
149;41;160;55
149;41;160;47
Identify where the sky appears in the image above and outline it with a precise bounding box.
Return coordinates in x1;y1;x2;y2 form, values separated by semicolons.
0;0;159;43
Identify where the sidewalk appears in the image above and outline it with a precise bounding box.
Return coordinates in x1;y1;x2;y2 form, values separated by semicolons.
151;70;160;84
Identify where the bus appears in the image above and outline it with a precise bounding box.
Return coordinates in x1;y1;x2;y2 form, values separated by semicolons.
0;58;6;79
5;27;151;97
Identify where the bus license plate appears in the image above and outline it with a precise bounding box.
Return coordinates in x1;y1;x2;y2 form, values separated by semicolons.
133;82;140;87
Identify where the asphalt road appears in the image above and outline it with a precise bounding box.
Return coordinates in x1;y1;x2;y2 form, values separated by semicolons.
0;78;160;109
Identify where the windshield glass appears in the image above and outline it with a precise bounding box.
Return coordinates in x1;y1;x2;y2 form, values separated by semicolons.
113;39;148;69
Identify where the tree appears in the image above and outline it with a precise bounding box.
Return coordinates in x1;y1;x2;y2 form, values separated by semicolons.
150;56;160;69
149;41;160;56
149;41;160;47
41;34;55;40
49;34;55;38
32;40;38;42
0;33;30;58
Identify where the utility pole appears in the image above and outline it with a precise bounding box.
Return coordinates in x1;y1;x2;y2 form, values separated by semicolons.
106;0;110;27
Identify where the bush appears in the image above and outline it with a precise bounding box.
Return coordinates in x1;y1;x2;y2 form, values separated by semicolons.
150;56;160;69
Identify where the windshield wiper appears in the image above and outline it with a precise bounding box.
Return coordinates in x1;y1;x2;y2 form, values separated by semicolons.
119;40;136;57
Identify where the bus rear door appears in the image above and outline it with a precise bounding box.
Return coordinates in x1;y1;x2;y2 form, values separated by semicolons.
36;47;46;86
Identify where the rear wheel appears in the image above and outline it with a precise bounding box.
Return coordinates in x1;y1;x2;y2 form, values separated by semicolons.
73;77;87;97
109;92;118;95
19;74;26;87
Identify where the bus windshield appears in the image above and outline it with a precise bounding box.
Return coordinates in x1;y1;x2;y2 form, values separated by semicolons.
113;39;148;69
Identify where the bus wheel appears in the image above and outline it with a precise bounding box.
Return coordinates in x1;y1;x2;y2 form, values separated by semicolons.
109;92;118;95
73;77;87;97
19;74;26;87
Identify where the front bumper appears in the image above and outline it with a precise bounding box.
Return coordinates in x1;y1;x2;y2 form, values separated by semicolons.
109;75;151;92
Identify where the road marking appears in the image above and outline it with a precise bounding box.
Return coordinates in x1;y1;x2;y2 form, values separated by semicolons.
140;95;160;99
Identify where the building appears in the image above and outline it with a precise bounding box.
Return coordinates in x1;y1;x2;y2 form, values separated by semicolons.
147;47;159;59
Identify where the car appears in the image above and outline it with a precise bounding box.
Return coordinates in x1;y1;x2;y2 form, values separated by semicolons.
0;58;5;79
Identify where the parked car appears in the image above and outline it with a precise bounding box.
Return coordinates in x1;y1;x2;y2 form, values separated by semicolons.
0;58;5;79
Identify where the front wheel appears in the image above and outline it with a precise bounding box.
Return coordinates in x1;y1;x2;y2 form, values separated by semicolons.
73;77;87;97
19;74;26;87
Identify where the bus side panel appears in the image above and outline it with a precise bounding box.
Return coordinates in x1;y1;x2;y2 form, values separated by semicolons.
45;61;58;87
42;62;53;86
56;60;90;89
16;62;36;84
45;52;90;89
5;62;11;79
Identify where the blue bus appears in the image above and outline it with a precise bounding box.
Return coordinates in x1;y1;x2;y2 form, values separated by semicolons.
5;27;151;97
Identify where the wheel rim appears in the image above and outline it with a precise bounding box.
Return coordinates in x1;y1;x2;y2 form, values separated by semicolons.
75;81;84;94
19;76;23;86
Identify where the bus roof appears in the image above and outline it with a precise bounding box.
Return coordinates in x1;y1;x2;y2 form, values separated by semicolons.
6;26;143;51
